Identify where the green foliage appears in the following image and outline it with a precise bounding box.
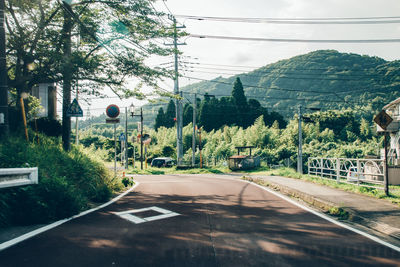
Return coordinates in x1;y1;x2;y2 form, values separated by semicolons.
28;118;62;137
79;106;381;175
0;135;120;226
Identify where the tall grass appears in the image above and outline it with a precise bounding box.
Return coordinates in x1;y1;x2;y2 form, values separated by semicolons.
0;135;123;226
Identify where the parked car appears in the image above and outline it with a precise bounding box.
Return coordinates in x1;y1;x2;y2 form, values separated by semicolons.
151;157;175;168
347;167;365;182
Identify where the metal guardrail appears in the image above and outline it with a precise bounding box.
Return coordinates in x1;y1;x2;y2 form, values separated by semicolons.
0;168;39;189
308;157;385;186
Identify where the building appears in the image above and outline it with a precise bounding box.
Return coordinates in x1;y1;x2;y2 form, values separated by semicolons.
31;83;57;120
377;97;400;184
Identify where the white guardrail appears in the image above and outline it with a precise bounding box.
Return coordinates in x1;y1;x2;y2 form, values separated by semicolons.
0;168;39;189
308;157;385;186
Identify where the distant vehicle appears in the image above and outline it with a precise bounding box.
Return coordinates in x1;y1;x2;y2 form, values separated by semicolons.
151;157;175;168
347;167;365;182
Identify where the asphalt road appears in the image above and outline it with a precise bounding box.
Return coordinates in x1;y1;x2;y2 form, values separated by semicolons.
0;175;399;267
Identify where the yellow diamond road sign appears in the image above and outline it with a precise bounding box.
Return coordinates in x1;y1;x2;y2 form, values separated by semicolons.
374;110;393;130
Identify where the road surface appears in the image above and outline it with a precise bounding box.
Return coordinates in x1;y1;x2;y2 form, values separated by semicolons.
0;174;399;266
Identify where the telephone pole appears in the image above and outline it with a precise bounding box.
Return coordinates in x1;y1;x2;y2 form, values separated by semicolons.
166;15;185;165
0;0;9;137
192;93;197;167
297;105;303;174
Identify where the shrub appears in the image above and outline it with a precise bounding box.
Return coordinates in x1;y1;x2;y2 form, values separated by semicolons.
0;135;120;226
28;118;62;137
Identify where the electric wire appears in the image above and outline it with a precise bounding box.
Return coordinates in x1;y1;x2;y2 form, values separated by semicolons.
175;14;400;25
190;34;400;44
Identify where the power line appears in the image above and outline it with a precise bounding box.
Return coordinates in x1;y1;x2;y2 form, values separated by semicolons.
176;14;400;24
181;90;362;105
190;34;400;43
183;60;388;74
184;68;381;81
181;75;360;97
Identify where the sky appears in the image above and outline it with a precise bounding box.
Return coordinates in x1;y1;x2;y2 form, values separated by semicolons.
74;0;400;117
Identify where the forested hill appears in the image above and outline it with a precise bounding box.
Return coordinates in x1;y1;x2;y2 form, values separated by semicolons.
180;50;400;118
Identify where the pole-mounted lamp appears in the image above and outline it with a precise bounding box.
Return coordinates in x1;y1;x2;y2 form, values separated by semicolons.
130;104;144;170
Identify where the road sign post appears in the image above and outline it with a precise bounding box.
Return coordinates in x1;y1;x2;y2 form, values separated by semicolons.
106;104;120;177
374;110;393;196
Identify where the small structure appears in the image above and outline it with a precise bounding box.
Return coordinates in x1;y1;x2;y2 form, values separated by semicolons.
376;97;400;185
31;83;57;119
228;146;260;170
376;97;400;165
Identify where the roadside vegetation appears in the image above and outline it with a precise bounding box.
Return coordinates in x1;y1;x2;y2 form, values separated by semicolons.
241;167;400;207
0;134;125;227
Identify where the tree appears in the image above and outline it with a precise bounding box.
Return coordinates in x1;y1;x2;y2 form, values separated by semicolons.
231;77;248;127
164;100;176;128
183;103;193;126
154;107;165;130
5;0;175;149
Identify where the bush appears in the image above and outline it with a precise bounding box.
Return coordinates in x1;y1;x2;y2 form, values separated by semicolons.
28;117;62;137
0;135;120;226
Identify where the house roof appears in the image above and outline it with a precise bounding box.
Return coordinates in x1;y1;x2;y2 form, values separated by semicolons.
383;97;400;110
229;155;249;159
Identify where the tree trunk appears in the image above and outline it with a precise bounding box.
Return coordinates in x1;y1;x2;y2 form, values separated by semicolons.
61;2;73;151
0;0;9;137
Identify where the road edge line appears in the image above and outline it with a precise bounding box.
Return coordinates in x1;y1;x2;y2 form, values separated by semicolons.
0;182;140;252
237;179;400;253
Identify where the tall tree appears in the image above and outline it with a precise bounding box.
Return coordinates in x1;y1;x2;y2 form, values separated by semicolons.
164;100;176;128
154;107;165;130
182;102;193;126
5;0;175;149
231;77;248;127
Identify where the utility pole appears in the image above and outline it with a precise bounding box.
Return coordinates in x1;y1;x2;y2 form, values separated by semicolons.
166;15;185;165
75;35;80;146
140;107;143;170
0;0;9;137
192;93;196;167
384;132;389;196
125;107;128;169
297;105;303;174
75;86;79;145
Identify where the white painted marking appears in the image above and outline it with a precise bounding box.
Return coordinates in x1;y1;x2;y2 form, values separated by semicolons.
144;212;180;222
119;214;146;224
0;182;140;252
236;178;400;253
113;206;180;224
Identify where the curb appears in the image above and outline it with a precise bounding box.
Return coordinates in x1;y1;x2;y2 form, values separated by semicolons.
246;177;400;241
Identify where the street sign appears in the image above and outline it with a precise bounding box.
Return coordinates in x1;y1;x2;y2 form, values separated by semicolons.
374;110;393;130
66;98;83;117
119;133;126;141
106;104;120;118
106;118;120;124
137;122;142;132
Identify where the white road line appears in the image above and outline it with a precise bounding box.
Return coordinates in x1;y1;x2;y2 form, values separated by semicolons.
236;178;400;253
0;182;140;252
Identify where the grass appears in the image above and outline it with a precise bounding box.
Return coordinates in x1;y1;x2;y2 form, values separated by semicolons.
125;164;231;175
241;167;400;207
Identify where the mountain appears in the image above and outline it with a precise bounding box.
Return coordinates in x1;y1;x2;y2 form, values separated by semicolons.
141;50;400;127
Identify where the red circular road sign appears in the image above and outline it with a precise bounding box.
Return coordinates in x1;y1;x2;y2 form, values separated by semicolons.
106;104;120;118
